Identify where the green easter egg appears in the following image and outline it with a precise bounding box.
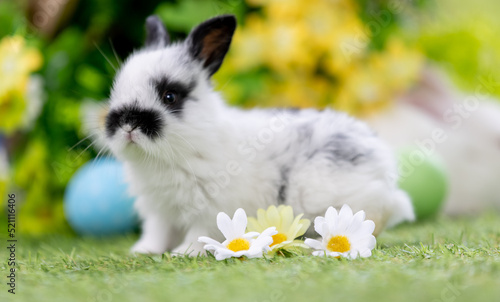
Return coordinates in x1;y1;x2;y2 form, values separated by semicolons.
397;148;448;219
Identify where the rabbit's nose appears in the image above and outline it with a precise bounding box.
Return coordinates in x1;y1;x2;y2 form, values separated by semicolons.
105;105;163;139
122;124;138;133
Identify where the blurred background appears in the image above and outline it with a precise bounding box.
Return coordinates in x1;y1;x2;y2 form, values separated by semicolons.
1;0;500;235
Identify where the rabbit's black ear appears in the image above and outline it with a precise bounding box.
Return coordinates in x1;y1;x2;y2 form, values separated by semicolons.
145;15;170;48
186;15;236;76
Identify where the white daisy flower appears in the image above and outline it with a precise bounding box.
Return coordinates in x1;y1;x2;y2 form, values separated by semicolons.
198;208;277;260
305;205;376;259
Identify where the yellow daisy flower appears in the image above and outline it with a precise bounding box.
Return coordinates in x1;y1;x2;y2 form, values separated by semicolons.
247;205;311;252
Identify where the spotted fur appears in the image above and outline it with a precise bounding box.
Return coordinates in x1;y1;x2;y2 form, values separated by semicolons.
101;15;415;255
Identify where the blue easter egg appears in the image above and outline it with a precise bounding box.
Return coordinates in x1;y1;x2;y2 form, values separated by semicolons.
64;158;138;236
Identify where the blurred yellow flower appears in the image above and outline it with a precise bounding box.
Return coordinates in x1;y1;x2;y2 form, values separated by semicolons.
335;39;423;116
268;73;331;108
225;13;268;71
264;20;314;72
218;0;424;116
378;39;424;93
247;205;311;253
0;35;43;133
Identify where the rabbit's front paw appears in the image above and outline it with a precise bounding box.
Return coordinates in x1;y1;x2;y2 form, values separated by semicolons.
130;239;166;255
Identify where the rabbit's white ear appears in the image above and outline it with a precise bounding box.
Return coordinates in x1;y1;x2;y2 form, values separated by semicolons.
186;15;236;76
145;15;170;48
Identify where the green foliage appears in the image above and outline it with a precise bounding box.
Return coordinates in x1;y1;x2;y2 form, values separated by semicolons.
412;0;500;96
156;0;245;33
0;1;26;37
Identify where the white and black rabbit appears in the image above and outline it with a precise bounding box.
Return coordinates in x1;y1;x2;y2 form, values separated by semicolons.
101;15;414;255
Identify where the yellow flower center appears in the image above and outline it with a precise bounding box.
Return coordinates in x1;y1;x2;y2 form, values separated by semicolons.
227;238;250;252
271;233;288;246
327;235;351;253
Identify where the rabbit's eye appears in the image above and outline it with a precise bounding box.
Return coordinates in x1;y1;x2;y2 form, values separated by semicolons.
162;91;177;103
153;77;195;116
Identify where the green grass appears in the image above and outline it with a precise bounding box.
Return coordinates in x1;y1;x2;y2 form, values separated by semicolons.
2;214;500;302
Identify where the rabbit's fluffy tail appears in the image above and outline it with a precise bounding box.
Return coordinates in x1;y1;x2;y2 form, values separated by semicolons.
387;189;415;228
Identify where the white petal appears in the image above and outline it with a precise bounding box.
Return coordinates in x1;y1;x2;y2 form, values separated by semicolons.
215;253;231;261
304;238;324;250
233;250;251;258
322;222;330;239
247;244;266;256
251;227;276;249
314;216;327;236
198;236;222;246
336;205;354;233
339;204;354;218
248;232;274;254
367;235;376;250
359;220;376;235
214;248;236;260
325;206;338;221
198;236;224;251
232;208;248;236
312;251;327;257
217;248;237;257
358;249;372;258
345;211;365;235
324;207;338;233
242;232;260;239
260;226;278;237
245;249;264;259
256;238;273;249
217;212;234;240
328;251;343;258
353;209;366;221
203;244;222;251
349;234;375;253
249;239;270;252
246;252;264;259
219;247;239;257
346;250;359;259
